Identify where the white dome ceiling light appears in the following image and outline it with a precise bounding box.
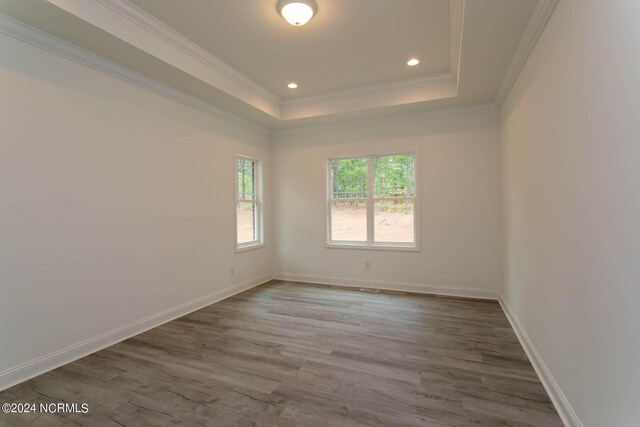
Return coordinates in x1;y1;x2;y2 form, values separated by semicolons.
407;58;420;66
277;0;318;26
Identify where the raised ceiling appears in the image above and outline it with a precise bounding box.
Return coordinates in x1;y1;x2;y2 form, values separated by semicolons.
128;0;451;98
0;0;545;129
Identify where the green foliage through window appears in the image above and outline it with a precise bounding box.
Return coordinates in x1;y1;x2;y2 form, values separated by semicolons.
328;153;416;245
330;154;414;200
330;157;368;199
237;157;255;200
374;154;415;198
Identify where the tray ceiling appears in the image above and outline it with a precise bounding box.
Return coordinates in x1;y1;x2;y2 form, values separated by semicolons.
0;0;544;129
128;0;451;98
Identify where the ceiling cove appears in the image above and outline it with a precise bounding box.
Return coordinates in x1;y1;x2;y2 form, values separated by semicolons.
0;0;557;129
43;0;465;121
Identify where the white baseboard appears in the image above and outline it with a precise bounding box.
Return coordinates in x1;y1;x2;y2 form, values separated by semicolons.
0;274;273;392
273;272;499;300
1;274;581;427
498;294;583;427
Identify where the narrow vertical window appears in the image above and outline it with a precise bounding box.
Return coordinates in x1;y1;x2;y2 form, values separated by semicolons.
328;153;417;249
236;156;263;250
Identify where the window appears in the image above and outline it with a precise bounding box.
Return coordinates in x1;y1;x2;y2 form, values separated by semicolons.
235;156;263;251
328;153;417;249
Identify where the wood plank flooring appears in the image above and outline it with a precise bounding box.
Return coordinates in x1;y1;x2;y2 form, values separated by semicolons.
0;281;562;426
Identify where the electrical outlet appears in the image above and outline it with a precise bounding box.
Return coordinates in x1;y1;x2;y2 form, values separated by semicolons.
365;261;371;270
230;267;235;276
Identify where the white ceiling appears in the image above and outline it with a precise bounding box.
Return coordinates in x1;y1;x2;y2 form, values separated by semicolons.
0;0;540;129
127;0;451;98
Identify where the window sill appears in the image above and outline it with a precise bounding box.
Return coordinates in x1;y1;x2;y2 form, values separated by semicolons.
325;243;420;252
235;243;265;253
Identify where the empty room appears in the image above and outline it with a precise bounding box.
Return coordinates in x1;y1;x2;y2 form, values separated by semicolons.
0;0;638;426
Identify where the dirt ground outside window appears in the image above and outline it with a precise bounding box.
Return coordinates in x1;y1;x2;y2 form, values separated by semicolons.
331;202;414;243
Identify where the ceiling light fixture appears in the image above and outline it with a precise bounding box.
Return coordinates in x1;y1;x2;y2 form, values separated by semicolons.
277;0;317;26
407;58;420;66
288;82;298;89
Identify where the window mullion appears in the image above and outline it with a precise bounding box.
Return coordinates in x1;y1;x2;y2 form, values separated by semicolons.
367;155;374;245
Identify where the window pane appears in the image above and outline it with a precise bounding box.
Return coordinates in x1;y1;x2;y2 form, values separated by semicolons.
237;201;256;244
331;200;367;242
237;158;255;200
374;154;415;198
374;199;414;243
330;157;368;199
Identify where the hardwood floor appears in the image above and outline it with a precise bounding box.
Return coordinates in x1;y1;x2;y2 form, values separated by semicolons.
0;281;562;426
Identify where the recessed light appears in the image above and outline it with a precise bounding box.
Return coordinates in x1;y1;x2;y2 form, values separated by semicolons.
407;58;420;66
288;83;298;89
277;0;318;26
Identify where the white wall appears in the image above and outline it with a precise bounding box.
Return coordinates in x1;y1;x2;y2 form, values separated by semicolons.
0;33;272;387
9;2;638;423
272;109;502;297
500;1;640;426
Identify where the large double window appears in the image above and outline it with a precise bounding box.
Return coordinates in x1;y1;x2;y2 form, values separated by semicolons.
235;155;263;251
327;153;417;249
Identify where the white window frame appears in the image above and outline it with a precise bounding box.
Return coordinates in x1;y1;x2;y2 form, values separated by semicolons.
326;151;420;251
235;154;264;252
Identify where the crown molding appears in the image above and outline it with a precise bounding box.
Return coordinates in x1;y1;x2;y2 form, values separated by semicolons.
281;73;457;120
280;0;463;120
273;103;497;139
0;13;270;136
45;0;282;117
42;0;467;123
449;0;465;84
94;0;280;106
494;0;559;107
282;0;464;106
10;0;479;125
283;73;455;108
